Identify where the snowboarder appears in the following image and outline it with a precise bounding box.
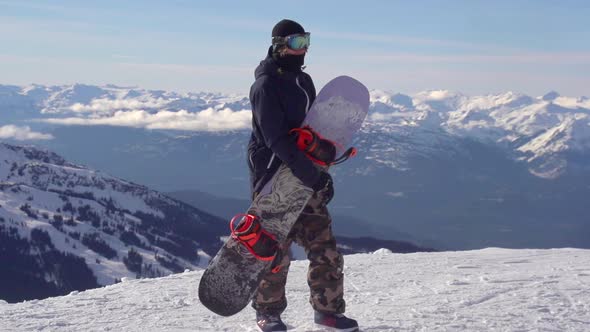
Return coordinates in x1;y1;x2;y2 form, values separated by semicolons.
247;19;359;332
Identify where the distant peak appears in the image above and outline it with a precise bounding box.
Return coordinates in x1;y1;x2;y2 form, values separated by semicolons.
542;91;560;101
391;93;414;107
369;90;413;108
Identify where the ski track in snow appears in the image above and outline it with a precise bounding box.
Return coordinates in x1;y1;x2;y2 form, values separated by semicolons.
1;248;590;331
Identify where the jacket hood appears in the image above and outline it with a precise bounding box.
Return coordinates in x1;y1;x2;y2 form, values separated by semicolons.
254;48;280;80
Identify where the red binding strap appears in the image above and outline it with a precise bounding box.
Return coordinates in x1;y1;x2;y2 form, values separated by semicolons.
229;214;277;261
289;127;320;153
289;126;357;166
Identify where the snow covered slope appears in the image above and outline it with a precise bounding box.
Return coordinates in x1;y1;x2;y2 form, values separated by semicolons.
0;143;227;302
1;248;589;331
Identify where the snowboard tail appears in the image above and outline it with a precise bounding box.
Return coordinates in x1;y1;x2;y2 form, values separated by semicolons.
199;164;313;316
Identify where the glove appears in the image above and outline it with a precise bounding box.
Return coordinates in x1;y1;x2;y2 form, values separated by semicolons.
311;172;334;205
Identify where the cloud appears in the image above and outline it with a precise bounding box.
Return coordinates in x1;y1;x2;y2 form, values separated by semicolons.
422;90;456;100
116;62;251;76
386;192;405;198
0;1;72;13
347;52;590;65
39;108;252;132
69;97;170;113
0;125;54;141
111;55;139;60
317;30;486;50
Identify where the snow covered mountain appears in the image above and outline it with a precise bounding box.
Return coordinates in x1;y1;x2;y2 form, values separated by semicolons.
368;89;590;178
1;83;589;250
0;143;228;303
2;83;589;179
2;248;589;331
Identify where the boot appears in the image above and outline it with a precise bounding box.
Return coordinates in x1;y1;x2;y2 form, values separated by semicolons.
314;311;359;332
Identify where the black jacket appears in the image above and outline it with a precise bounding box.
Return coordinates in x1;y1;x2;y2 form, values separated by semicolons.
247;48;319;196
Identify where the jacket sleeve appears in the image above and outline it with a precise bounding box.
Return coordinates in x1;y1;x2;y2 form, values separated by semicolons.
251;85;321;188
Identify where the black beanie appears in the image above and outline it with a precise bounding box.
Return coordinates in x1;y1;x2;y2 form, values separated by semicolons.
272;19;305;38
271;19;306;72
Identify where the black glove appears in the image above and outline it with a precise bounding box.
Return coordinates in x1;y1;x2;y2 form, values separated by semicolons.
311;172;334;205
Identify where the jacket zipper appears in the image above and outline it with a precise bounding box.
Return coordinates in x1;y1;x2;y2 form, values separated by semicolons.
266;153;275;169
296;76;310;113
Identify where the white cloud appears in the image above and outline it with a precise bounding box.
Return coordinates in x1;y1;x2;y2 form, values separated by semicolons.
386;192;405;198
0;125;54;141
111;54;139;60
424;90;456;101
347;52;590;65
316;31;487;50
39;108;252;132
116;62;251;76
69;97;170;113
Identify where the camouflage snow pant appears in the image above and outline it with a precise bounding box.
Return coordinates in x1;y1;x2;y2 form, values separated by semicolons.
251;192;346;315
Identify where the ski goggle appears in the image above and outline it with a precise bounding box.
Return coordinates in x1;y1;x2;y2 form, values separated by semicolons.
272;32;311;51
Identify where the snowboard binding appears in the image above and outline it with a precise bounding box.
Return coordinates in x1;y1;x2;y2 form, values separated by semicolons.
290;126;357;166
230;214;278;261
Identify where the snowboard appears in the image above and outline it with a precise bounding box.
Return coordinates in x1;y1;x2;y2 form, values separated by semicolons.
198;75;370;317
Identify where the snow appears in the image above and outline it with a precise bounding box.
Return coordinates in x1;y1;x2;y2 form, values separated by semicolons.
1;248;589;331
1;143;216;286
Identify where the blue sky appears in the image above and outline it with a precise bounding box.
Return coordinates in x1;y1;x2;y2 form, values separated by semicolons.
1;0;589;95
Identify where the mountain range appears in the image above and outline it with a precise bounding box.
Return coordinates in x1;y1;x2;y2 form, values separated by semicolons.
1;83;589;251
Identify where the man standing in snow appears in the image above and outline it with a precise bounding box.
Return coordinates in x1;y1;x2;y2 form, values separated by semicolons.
247;19;358;332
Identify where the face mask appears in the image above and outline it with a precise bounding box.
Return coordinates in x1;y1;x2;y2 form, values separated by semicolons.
275;53;305;72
